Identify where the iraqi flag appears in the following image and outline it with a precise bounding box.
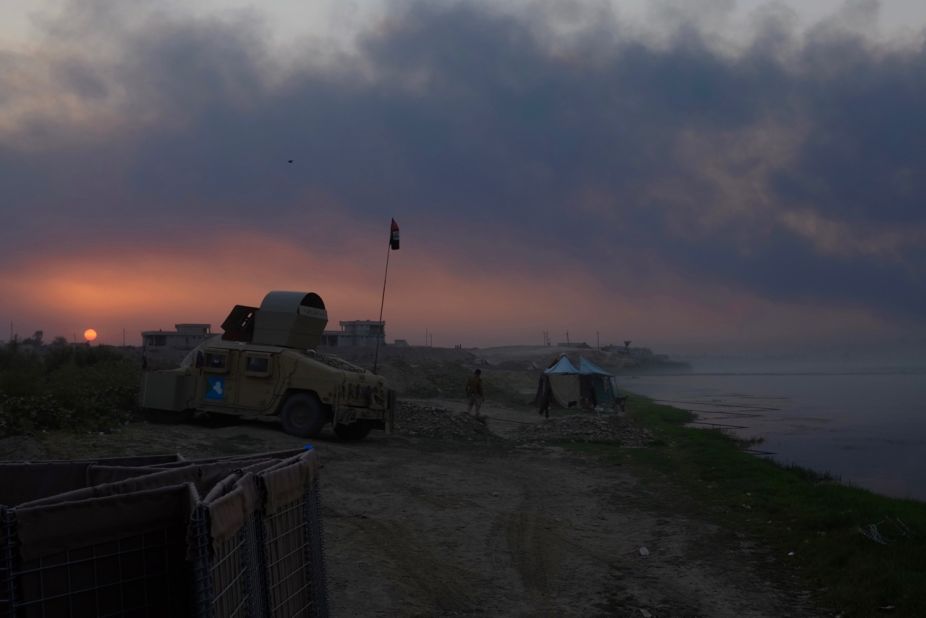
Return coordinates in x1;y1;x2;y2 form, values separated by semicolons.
389;219;400;250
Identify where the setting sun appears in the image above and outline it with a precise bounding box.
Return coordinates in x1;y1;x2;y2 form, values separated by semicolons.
83;328;98;342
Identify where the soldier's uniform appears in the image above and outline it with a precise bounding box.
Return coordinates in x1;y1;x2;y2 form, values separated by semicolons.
465;372;484;416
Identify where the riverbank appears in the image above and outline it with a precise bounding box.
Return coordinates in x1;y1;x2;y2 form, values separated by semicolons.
574;394;926;617
622;369;926;502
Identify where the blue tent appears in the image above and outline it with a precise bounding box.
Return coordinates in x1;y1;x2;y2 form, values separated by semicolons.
544;355;580;375
541;355;615;408
578;357;613;377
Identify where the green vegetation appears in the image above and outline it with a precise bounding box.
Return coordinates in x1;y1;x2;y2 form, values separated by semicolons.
0;344;140;435
570;396;926;617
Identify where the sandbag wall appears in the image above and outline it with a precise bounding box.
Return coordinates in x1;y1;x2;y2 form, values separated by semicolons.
0;449;328;618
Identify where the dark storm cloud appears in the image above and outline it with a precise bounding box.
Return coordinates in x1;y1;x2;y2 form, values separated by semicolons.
2;1;925;321
773;44;926;226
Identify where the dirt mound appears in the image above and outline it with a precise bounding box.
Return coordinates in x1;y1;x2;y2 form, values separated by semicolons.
394;401;504;443
516;413;653;446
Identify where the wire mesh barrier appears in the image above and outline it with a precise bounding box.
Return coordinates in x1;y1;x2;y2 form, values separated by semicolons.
260;483;328;618
0;450;328;617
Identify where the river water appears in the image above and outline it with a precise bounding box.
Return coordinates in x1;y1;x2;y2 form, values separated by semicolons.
620;363;926;502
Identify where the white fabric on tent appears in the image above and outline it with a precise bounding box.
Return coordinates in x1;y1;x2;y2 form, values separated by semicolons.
547;374;580;407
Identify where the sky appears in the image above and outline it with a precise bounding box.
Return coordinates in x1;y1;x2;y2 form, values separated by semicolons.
1;0;925;352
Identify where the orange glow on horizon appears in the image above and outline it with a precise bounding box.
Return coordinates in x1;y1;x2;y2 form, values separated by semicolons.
83;328;98;342
0;229;898;349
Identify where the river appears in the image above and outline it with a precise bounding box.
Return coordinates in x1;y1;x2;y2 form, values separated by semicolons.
620;361;926;502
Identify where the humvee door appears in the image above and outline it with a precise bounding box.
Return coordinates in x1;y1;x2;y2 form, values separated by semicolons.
235;351;279;412
198;348;233;406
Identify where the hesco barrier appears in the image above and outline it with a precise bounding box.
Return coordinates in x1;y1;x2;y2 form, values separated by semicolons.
0;449;328;617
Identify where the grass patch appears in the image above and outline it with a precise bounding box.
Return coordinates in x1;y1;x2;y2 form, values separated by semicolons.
0;344;140;435
570;396;926;617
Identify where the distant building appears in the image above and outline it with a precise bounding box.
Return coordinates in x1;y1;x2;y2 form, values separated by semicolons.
142;323;213;357
321;320;385;348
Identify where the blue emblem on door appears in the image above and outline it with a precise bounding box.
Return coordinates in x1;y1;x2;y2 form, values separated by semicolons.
206;376;225;400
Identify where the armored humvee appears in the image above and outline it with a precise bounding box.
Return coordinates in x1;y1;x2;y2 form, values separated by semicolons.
140;291;395;439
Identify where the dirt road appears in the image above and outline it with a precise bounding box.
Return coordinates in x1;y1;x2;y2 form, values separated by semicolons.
323;407;811;617
2;400;814;617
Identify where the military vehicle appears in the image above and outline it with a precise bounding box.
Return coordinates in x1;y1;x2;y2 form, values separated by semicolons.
140;291;395;439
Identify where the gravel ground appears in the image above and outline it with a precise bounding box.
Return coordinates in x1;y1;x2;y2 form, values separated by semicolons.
515;413;654;446
394;398;653;448
393;401;504;442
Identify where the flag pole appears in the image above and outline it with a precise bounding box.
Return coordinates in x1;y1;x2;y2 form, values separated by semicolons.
373;217;401;373
372;244;390;374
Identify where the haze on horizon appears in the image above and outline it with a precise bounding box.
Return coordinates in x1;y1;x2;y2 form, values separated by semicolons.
1;0;925;354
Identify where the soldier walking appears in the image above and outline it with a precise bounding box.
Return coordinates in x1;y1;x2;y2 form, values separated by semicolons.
465;369;485;420
537;374;553;419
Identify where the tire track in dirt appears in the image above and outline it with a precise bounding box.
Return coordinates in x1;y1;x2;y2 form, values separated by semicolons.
486;471;571;616
337;513;480;614
507;504;557;594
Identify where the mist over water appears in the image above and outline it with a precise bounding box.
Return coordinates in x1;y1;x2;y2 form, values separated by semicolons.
621;356;926;502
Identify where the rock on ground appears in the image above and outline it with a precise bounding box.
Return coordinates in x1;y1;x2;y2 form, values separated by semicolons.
516;412;653;446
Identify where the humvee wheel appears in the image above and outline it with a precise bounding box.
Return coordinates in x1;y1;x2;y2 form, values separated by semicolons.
280;393;326;438
334;421;372;441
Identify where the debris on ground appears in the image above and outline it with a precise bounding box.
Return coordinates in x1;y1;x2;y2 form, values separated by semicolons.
393;401;503;442
515;413;653;446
